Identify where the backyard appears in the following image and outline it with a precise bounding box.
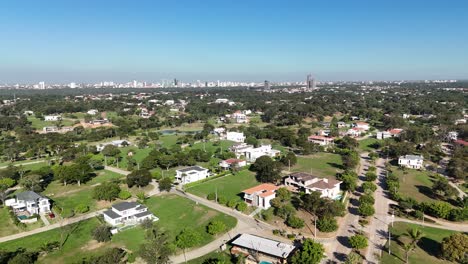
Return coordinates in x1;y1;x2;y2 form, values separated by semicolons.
290;153;343;178
186;169;259;202
381;222;456;264
358;137;379;152
391;167;438;203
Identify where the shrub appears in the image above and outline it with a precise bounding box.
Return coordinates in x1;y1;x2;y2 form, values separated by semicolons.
206;193;216;201
227;199;237;208
361;182;377;193
287;215;305;229
364;172;377;182
425;201;452;219
206;220;226;235
74;204;89;214
261;208;274;221
358;203;375;217
317;216;338;232
349;234;368;250
236;202;248;212
217;196;227;205
118;190;132;200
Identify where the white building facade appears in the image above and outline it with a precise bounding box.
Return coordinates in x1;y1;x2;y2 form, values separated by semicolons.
175;166;210;185
398;155;424;169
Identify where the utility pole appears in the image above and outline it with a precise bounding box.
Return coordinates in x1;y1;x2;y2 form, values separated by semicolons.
288;159;291;172
314;216;317;238
215;187;218;203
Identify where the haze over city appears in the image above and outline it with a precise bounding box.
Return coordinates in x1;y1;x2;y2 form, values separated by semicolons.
1;0;468;83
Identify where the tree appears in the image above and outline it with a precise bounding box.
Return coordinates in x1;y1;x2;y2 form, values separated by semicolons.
337;171;358;192
206;220;226;235
342;151;360;169
139;226;173;264
358;202;375;217
158;177;173;192
250;156;282;183
316;216;338;232
93;182;121;201
364;172;377;182
280;152;297;167
344;251;363;264
236;202;247;212
361;182;377;193
290;238;325;264
126;169;152;188
92;225;112;242
0;178;15;205
101;145;121;157
349;234;368;250
176;229;202;263
287;215;305;229
432;177;458;200
118;190;132;200
20;174;43;192
359;194;375;205
440;233;468;262
426;201;452;219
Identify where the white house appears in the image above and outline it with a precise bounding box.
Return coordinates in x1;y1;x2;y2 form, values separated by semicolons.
164;100;175;106
87;109;99;115
226;131;246;143
231;144;280;162
376;128;403;140
103;202;158;226
96;140;131;151
23;110;34;116
230;234;296;263
308;135;335;146
284;172;342;200
353;122;370;131
337;121;348;128
175;166;210;185
44;115;62;121
447;131;458;141
215;98;229;104
6;191;51;215
43;126;59;133
219;158;247;170
398;155;424;169
232;111;249;123
242;183;279;209
213;127;226;135
346;127;364;137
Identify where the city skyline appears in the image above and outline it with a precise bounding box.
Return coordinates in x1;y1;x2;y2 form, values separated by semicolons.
0;0;468;82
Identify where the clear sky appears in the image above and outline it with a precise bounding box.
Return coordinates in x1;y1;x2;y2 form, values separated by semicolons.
0;0;467;83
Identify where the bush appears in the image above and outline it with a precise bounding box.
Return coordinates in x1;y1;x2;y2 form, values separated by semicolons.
317;216;338;232
118;190;132;200
359;194;375;205
286;215;305;229
92;225;112;242
349;234;368;250
227;199;237;208
217;196;227;205
93;182;121;201
361;182;377;193
206;220;226;235
74;204;89;214
364;172;377;182
358;203;375;217
425;201;452;219
206;193;216;201
261;208;274;221
236;202;248;212
448;207;468;222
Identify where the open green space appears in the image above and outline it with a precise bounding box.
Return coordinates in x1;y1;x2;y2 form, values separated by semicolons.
291;153;343;178
27;116;76;129
0;159;49;168
186;170;259;202
358;137;379;152
0;194;237;263
187;250;232;264
392;167;438;203
381;222;456;264
191;140;234;153
0;208;21;237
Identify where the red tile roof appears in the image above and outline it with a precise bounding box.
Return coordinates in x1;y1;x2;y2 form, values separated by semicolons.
224;158;244;164
242;183;279;197
308;135;334;140
454;139;468;146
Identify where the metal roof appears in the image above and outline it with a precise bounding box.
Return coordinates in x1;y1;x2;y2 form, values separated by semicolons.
231;234;296;259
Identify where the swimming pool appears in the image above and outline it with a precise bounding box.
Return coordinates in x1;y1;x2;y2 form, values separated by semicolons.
259;261;272;264
17;215;28;220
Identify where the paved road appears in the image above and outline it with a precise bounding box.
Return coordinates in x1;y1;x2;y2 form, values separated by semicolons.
0;210;105;243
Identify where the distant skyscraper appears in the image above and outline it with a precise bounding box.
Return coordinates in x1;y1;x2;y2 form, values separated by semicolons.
264;80;270;90
307;74;316;89
38;81;45;89
174;78;178;87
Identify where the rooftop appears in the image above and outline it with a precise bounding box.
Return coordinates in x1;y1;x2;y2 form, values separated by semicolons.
242;183;279;195
112;201;140;212
231;234;296;259
177;166;207;173
16;191;44;202
400;154;423;160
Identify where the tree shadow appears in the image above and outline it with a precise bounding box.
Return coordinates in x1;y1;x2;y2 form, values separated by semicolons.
418;237;441;257
415;185;436;200
327;162;345;170
332;252;348;262
337;236;351;248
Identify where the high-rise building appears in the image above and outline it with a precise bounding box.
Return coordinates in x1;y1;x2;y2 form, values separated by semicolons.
38;81;45;89
174;78;178;87
264;80;270;90
307;74;316;89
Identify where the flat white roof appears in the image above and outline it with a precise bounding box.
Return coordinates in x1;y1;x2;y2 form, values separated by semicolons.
231;234;296;258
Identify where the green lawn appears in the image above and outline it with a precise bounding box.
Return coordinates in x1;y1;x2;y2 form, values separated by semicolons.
381;222;456;264
0;159;48;168
191;140;235;153
186;170;259;202
358;137;379;152
27;116;75;129
0;217;103;264
87;170;125;185
0;208;20;237
52;188;98;217
291;153;343;179
158;134;180;148
392;167;438;203
187;250;232;264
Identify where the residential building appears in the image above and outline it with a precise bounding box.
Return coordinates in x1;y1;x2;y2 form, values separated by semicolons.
376;128;403;139
6;191;51;215
447;131;458;141
232;111;248;123
231;144;280;162
44;115;61;121
230;234;296;263
308;135;335;146
346;127;364;137
43;126;59;133
213;127;226;135
219;158;247;170
226;131;245;143
454;139;468;147
242;183;279;209
455;119;466;125
284;172;342;199
103;202;158;226
316;129;330;136
215;98;229;104
175;166;209;185
87;109;99;115
97;140;131;151
337;121;348;128
353;122;370;131
398;155;424;169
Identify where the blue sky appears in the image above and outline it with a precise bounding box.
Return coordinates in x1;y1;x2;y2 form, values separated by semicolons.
0;0;467;83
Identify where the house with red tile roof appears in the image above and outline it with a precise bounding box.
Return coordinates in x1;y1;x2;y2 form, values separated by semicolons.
308;135;335;146
242;183;279;209
219;158;247;170
454;139;468;147
284;172;342;199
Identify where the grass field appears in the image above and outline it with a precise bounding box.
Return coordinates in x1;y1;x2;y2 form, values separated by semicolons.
27;116;75;129
291;153;343;178
391;167;438;203
0;159;48;168
358;137;379;152
0;208;21;237
187;250;232;264
381;222;456;264
191;140;234;153
158;134;180;148
186;170;259;202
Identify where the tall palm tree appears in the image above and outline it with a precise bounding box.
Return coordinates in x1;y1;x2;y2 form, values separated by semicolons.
402;242;414;263
406;227;424;246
